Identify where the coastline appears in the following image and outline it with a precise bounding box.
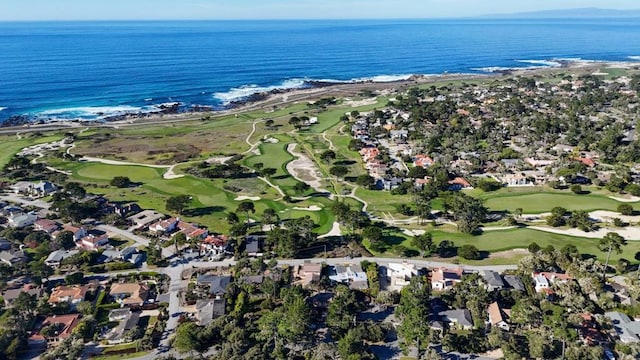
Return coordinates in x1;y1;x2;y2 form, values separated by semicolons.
1;59;638;134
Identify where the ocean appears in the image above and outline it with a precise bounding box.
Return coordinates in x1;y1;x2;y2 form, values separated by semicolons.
1;18;639;123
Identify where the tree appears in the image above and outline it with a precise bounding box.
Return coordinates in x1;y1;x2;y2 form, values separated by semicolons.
327;285;360;338
173;322;205;355
260;167;277;178
599;232;627;280
64;182;86;198
355;174;375;189
110;176;132;188
165;195;191;215
262;208;279;227
443;193;487;233
65;272;84;285
618;203;634;216
293;182;310;194
397;276;431;354
55;230;76;250
570;184;582;194
476;177;502;192
458;244;481;260
362;226;383;244
329;165;349;179
236;201;255;223
226;212;240;225
320;150;337;163
437;240;456;258
411;232;435;257
528;242;541;254
76;301;93;316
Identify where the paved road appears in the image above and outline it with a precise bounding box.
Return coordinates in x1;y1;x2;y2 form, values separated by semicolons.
0;193;51;209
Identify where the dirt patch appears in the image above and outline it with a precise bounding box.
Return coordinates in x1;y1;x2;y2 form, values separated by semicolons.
286;143;327;193
488;248;529;259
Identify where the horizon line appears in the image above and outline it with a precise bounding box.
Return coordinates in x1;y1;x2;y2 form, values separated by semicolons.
2;15;640;23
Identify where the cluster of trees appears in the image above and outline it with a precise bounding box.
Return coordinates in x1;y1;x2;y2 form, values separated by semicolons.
187;161;250;179
546;207;596;232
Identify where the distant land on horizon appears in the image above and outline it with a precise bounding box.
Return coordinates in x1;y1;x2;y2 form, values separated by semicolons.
483;7;640;19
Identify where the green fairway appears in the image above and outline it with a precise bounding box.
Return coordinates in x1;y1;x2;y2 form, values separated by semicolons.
368;226;640;263
477;189;640;213
0;133;65;169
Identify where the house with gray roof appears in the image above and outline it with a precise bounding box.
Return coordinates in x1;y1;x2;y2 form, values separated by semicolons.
196;299;226;326
197;275;232;297
439;309;474;330
45;250;78;268
107;310;140;344
481;270;505;291
605;311;640;343
0;251;27;267
503;275;525;292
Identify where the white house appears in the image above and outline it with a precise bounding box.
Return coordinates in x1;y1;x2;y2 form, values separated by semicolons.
7;213;38;228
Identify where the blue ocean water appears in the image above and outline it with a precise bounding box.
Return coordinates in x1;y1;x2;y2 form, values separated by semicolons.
0;19;639;122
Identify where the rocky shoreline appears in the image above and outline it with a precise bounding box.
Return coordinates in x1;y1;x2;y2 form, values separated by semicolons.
1;60;638;131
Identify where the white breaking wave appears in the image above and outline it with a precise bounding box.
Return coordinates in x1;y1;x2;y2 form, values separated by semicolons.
629;56;640;61
0;107;7;112
515;59;563;67
36;105;148;120
213;74;415;105
213;79;308;104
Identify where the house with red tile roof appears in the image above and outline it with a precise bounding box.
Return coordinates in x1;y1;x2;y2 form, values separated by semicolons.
39;314;82;345
359;147;380;162
577;157;596;167
413;154;435;168
431;268;464;291
487;302;510;331
448;177;472;191
77;233;109;251
34;219;60;234
201;235;228;255
48;285;90;307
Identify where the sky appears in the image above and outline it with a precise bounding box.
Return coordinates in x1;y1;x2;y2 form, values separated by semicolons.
0;0;639;21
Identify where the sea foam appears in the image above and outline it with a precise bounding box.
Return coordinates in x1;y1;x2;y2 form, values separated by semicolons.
629;56;640;61
36;105;148;120
0;107;7;112
213;79;308;104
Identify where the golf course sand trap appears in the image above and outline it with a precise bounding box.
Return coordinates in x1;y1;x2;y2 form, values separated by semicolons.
293;205;323;211
234;196;261;201
343;97;378;107
609;195;640;203
318;222;342;238
286;143;327;193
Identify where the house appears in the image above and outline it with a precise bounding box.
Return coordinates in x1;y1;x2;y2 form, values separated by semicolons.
525;158;555;168
33;181;58;196
107;310;140;345
149;217;179;234
386;262;419;290
532;272;572;293
413;154;435;168
605;311;640;343
197;275;232;297
359;147;380;162
502;173;532;187
39;314;81;346
329;264;368;290
77;233;109;250
448;177;472;191
175;221;207;240
245;236;263;257
487;302;510;331
430;268;464;291
390;129;408;140
480;270;505;291
3;285;43;308
45;250;78;268
577;157;596;168
299;261;322;286
48;285;89;307
127;210;165;230
503;275;525;292
55;224;87;241
108;308;133;322
107;203;141;218
34;219;60;234
0;250;27;267
439;309;474;330
7;212;38;228
579;313;605;345
196;299;226;326
201;235;229;257
109;283;150;307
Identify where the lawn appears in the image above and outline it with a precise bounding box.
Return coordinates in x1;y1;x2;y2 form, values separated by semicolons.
0;133;65;168
367;226;640;263
475;188;639;213
243;134;300;194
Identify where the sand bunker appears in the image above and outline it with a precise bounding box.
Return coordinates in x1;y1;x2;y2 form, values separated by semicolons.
609;195;640;203
293;205;322;212
234;196;261;201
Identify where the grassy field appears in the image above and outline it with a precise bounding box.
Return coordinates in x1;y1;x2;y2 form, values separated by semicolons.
367;225;640;263
472;187;640;213
0;133;65;168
